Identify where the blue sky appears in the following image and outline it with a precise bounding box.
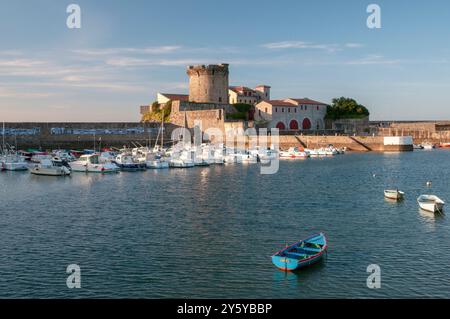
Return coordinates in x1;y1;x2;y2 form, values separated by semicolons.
0;0;450;121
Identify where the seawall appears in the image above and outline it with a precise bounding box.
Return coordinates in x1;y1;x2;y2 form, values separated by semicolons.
1;122;412;152
0;122;178;150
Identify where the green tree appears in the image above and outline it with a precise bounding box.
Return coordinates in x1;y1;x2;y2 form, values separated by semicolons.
141;100;172;123
325;97;370;120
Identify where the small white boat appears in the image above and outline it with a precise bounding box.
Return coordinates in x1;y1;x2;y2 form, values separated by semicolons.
417;195;445;213
423;143;435;150
413;144;424;150
70;154;119;173
280;147;308;159
145;153;169;169
384;189;405;200
1;154;28;171
169;149;195;168
29;159;71;176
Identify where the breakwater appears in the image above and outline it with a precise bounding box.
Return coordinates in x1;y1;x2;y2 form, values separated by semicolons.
1;122;412;151
0;122;178;150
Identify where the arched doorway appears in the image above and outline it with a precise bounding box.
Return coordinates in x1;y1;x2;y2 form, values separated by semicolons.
276;122;286;130
302;118;312;130
289;119;299;130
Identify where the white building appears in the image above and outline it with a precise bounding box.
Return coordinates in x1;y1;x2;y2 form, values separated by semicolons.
228;85;270;105
254;98;328;131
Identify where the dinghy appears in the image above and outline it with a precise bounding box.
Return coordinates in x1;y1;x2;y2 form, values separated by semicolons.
271;233;327;271
384;189;405;200
417;195;445;213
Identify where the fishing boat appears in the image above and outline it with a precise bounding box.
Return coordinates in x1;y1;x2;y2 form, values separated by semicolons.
271;233;328;271
417;195;445;213
384;189;405;200
29;159;71;176
113;153;146;171
70;154;119;173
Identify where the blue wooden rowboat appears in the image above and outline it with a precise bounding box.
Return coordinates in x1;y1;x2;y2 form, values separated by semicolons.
271;233;327;271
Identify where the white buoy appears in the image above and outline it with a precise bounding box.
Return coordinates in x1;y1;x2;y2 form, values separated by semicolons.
426;181;432;187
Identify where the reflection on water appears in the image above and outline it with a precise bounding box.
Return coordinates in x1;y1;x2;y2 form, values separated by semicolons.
1;150;450;298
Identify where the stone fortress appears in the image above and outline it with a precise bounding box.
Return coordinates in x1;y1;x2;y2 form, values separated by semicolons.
141;63;328;135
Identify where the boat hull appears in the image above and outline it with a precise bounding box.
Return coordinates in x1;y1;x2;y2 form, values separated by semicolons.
30;167;70;176
271;252;325;271
2;162;28;171
384;190;404;200
146;161;169;169
271;233;327;271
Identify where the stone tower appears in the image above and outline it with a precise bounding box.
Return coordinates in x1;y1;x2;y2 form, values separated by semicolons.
187;64;229;104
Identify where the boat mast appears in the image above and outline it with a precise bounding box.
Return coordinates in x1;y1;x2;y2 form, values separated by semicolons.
161;109;164;149
2;121;5;155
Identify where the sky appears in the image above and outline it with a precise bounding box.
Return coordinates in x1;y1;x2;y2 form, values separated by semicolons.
0;0;450;122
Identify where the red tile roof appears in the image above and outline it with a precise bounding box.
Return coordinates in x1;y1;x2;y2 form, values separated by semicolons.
286;98;327;105
229;86;255;93
263;100;298;107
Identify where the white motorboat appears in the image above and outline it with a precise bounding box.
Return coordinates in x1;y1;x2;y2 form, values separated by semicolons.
145;152;169;169
223;150;243;164
1;153;28;171
30;152;52;163
384;189;405;200
70;154;119;173
29;159;71;176
417;195;445;213
52;150;75;162
113;153;146;171
423;143;435;150
99;151;117;164
280;147;308;159
169;149;195;168
240;151;258;163
413;144;424;150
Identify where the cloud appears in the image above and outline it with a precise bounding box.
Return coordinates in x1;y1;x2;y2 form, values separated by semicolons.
346;55;401;65
105;57;204;67
262;41;364;53
0;87;54;98
345;43;364;48
0;59;47;67
262;41;339;52
72;46;182;56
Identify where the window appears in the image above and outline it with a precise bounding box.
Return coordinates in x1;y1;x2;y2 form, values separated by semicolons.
265;107;268;113
219;97;222;102
294;108;297;113
282;108;284;112
275;107;278;112
288;108;290;113
259;109;261;116
317;106;319;110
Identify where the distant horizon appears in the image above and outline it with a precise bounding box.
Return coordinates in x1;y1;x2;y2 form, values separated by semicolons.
1;0;450;121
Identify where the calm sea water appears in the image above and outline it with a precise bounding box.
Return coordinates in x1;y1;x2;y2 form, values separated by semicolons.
1;150;450;298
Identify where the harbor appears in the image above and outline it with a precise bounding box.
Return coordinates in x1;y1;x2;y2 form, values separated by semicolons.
1;150;450;298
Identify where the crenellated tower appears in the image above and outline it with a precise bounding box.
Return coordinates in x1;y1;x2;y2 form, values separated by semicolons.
187;64;229;104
